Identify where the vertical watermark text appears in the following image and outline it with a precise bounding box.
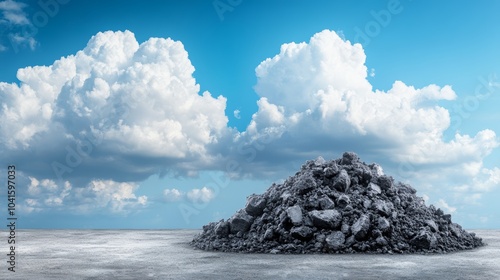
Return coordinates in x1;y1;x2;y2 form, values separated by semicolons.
6;165;17;273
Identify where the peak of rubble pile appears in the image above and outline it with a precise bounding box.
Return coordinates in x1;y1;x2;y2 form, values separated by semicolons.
191;152;483;254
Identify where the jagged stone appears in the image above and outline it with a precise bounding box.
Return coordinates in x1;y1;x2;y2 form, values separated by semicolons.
373;200;393;217
336;194;350;208
318;196;335;210
245;194;267;216
368;182;381;195
411;229;437;250
263;228;274;240
352;214;371;241
294;172;317;194
426;220;439;232
450;223;462;238
286;205;303;225
191;152;483;254
229;210;254;234
214;220;229;237
341;152;359;165
309;209;342;229
326;231;345;250
377;217;391;233
376;236;389;247
332;169;351;192
291;226;313;241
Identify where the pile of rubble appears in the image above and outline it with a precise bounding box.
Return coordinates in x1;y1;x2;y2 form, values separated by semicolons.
191;152;483;254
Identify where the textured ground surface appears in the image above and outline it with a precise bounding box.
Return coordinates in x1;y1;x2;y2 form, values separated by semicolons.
1;229;499;279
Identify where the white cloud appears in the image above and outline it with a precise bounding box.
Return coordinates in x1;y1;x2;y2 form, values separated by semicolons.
20;198;42;213
1;30;228;155
163;188;183;202
233;109;241;119
82;180;148;213
369;68;375;77
477;167;500;191
187;187;215;204
0;0;29;25
27;177;63;194
435;198;457;214
451;166;500;194
0;1;36;52
245;97;286;139
255;30;371;113
21;179;71;212
21;175;147;214
246;29;498;180
1;30;229;180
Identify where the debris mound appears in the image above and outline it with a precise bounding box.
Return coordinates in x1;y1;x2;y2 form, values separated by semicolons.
191;152;483;254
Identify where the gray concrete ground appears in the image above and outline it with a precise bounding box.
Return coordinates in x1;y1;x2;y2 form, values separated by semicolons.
2;229;499;279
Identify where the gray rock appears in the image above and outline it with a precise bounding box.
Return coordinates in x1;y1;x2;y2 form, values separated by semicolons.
337;194;351;208
373;200;393;217
318;196;335;210
376;236;388;246
368;182;381;195
326;231;345;250
263;228;274;240
293;172;317;194
396;182;416;194
214;220;229;237
245;194;267;216
377;175;393;190
411;229;437;249
314;156;326;166
229;210;254;234
332;169;351;192
393;196;401;207
309;209;342;229
425;220;439;232
450;223;462;238
290;226;314;241
323;165;339;178
363;199;372;209
286;205;303;225
341;223;350;235
315;234;326;243
345;235;356;247
352;214;371;240
377;217;391;233
341;152;359;165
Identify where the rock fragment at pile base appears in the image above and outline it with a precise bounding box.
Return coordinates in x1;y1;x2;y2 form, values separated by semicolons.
191;152;484;254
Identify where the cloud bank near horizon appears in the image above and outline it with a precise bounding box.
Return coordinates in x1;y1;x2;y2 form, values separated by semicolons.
0;29;498;217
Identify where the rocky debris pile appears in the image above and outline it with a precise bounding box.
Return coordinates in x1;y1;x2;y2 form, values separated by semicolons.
191;152;483;254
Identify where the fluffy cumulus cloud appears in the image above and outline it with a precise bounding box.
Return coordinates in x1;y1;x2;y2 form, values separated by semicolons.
250;30;497;164
20;176;147;214
163;188;183;202
0;30;229;181
233;109;241;119
186;187;215;204
163;186;216;204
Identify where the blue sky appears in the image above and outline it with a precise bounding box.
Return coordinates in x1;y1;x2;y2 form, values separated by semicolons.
0;0;499;229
